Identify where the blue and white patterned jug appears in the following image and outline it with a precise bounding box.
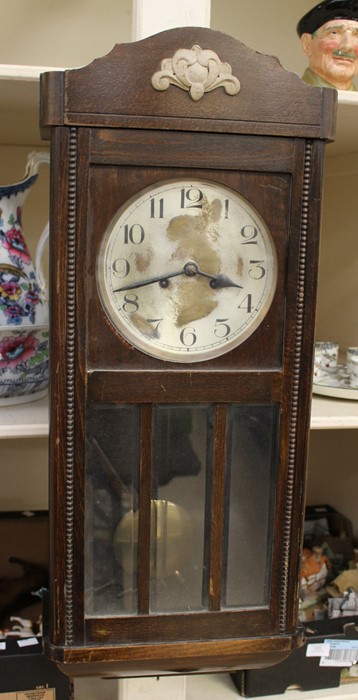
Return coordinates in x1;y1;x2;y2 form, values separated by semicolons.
0;152;50;404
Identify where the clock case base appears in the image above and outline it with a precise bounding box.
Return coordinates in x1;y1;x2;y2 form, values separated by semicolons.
40;27;336;676
44;629;304;677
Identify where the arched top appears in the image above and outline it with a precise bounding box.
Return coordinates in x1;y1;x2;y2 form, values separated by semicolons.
40;26;336;141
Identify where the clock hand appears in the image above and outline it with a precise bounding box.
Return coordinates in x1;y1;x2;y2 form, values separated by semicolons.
208;273;242;289
115;261;242;293
183;262;242;289
114;268;185;292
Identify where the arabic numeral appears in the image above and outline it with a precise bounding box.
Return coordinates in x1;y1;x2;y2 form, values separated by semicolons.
122;293;139;313
249;260;266;280
214;319;231;338
238;294;253;313
180;187;203;209
180;327;197;346
112;258;130;278
150;197;164;218
241;225;258;244
123;224;145;245
146;318;162;337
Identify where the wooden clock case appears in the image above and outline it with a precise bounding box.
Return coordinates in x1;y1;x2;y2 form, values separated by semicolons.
40;26;336;676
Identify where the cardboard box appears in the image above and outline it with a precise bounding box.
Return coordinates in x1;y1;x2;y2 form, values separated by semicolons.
231;617;358;696
0;637;72;698
0;513;67;697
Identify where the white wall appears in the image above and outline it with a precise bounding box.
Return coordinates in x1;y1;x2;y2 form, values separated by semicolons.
0;0;313;80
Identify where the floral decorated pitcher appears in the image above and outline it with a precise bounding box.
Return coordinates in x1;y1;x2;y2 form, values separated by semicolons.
0;151;49;326
0;152;50;404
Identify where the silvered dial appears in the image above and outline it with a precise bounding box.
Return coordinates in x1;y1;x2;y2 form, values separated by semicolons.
96;179;277;362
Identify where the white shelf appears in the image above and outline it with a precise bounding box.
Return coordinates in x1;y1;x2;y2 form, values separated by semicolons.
73;673;358;700
0;64;64;81
0;394;356;439
0;394;49;439
311;396;358;430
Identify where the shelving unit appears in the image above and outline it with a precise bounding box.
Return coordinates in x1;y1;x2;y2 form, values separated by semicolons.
311;396;358;430
0;66;356;438
0;65;357;473
0;3;357;696
0;395;48;439
0;393;356;440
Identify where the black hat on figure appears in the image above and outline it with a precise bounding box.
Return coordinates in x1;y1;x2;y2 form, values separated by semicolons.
297;0;358;36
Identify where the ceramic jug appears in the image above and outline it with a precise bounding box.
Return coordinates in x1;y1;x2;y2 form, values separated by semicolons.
0;152;50;405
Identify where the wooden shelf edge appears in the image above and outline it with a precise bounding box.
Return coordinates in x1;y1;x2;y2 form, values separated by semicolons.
337;90;358;106
311;396;358;430
0;63;66;81
0;424;48;439
0;395;49;439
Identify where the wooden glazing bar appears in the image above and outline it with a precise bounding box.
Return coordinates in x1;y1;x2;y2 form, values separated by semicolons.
85;606;273;644
87;370;282;404
137;404;153;614
208;404;228;611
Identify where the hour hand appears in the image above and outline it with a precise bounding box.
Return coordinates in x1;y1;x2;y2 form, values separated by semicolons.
183;262;242;289
114;269;184;292
195;269;242;289
209;273;243;289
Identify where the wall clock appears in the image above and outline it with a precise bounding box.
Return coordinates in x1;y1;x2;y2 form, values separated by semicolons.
40;27;336;677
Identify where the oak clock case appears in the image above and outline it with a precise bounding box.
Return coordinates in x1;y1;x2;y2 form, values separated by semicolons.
40;27;336;676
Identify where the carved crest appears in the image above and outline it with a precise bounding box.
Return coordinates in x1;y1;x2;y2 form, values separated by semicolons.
151;44;241;101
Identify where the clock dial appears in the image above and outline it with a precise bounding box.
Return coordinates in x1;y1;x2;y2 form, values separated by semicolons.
97;179;277;362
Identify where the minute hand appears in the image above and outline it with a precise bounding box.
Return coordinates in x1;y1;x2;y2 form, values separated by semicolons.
114;269;184;292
